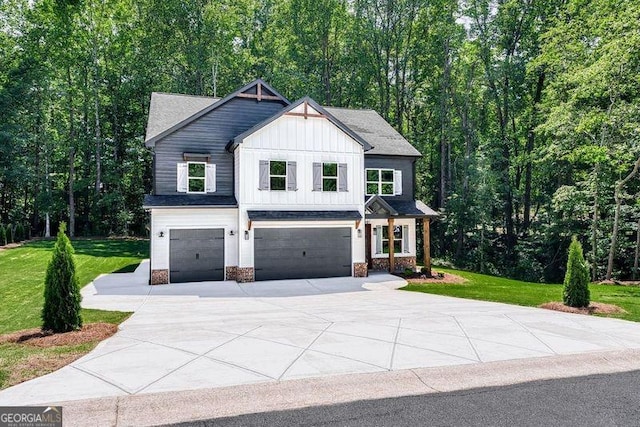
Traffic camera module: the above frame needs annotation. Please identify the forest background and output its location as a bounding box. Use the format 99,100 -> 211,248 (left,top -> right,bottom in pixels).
1,0 -> 639,282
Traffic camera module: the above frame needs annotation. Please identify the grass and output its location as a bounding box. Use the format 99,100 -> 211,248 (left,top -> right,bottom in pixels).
0,239 -> 148,334
403,267 -> 640,323
0,238 -> 148,389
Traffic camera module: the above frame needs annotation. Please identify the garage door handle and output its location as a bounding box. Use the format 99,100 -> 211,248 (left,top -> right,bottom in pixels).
196,253 -> 199,260
303,251 -> 306,257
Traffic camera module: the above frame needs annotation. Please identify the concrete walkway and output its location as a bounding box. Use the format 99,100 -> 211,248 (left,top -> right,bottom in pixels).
2,261 -> 640,406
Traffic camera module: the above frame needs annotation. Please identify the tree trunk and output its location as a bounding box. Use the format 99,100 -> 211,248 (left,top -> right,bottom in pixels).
68,147 -> 75,237
438,38 -> 451,209
634,218 -> 640,281
523,71 -> 545,233
67,66 -> 76,237
606,157 -> 640,280
591,163 -> 600,281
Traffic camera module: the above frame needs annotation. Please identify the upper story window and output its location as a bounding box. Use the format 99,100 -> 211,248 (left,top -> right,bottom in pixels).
269,161 -> 287,191
312,162 -> 348,192
188,162 -> 206,193
322,163 -> 338,192
259,160 -> 297,191
177,161 -> 215,193
366,169 -> 395,195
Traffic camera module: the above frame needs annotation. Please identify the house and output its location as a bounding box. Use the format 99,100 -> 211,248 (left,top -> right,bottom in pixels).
143,79 -> 438,284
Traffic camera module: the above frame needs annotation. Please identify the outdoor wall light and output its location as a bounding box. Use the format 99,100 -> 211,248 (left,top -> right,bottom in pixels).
244,230 -> 250,240
229,230 -> 235,236
357,229 -> 362,238
158,231 -> 165,238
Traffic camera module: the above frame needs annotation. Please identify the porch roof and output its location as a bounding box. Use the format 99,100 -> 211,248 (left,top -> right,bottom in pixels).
247,210 -> 362,221
365,196 -> 439,219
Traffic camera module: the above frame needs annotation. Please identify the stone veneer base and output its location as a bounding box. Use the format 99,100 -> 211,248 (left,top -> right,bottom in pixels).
236,267 -> 255,283
370,256 -> 416,272
226,266 -> 238,281
150,269 -> 169,285
353,262 -> 368,277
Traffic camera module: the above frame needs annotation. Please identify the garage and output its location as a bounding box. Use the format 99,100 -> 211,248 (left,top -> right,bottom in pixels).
254,227 -> 352,281
170,228 -> 225,283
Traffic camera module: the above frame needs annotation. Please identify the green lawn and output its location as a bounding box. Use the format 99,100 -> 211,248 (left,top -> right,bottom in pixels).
0,238 -> 148,388
0,239 -> 148,334
403,268 -> 640,323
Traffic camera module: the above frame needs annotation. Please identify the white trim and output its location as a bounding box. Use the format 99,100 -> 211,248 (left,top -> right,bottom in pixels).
269,160 -> 287,191
365,168 -> 395,196
186,161 -> 207,194
322,162 -> 339,192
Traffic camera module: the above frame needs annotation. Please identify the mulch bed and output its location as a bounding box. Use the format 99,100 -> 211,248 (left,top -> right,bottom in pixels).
397,270 -> 468,284
0,323 -> 117,347
539,301 -> 627,316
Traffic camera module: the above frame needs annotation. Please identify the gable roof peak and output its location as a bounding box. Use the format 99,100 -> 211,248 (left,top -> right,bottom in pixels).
145,79 -> 290,147
228,96 -> 373,151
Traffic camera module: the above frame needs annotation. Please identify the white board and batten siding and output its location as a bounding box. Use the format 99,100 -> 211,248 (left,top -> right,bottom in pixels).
235,103 -> 366,269
150,208 -> 239,271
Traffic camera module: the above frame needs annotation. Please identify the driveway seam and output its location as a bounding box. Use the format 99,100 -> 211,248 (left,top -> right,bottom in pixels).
277,323 -> 334,380
389,318 -> 402,370
70,365 -> 132,395
452,316 -> 482,362
503,314 -> 559,355
136,325 -> 271,394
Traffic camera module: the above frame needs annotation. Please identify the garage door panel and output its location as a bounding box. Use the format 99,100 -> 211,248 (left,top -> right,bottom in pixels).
254,227 -> 351,281
170,228 -> 225,283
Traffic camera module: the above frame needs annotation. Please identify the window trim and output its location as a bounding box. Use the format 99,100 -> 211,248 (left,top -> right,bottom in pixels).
366,168 -> 395,196
187,161 -> 207,194
381,225 -> 404,254
269,160 -> 287,191
322,162 -> 338,192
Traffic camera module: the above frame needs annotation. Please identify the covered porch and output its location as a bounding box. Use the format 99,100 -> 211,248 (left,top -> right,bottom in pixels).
364,196 -> 438,275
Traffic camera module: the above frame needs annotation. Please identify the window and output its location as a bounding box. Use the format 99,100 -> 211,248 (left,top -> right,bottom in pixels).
270,161 -> 286,190
188,162 -> 206,193
366,169 -> 395,195
381,225 -> 403,254
322,162 -> 338,192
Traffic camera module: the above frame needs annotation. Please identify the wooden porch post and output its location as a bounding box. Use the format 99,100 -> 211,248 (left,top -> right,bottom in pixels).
388,217 -> 395,272
423,218 -> 431,275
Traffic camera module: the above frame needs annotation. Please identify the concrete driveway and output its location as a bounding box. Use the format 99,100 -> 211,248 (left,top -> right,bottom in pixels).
2,261 -> 640,406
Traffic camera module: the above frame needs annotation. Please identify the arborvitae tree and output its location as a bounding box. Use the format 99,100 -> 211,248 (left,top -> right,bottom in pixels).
42,222 -> 82,332
7,224 -> 13,244
563,237 -> 591,308
14,223 -> 23,242
0,225 -> 6,246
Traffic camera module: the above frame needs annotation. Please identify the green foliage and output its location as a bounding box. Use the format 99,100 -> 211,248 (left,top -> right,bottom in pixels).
0,0 -> 638,282
0,226 -> 5,246
0,238 -> 147,334
41,223 -> 82,333
6,225 -> 13,244
563,237 -> 591,308
403,267 -> 640,323
13,223 -> 23,242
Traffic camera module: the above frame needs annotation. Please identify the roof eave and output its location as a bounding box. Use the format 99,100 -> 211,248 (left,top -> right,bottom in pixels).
145,79 -> 290,148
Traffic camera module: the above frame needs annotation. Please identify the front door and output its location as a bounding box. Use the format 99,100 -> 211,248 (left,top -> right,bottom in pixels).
365,223 -> 372,269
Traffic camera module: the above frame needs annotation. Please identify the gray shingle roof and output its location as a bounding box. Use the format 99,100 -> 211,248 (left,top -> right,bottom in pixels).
143,194 -> 237,208
247,210 -> 362,221
365,196 -> 439,218
385,199 -> 439,217
145,93 -> 219,144
323,107 -> 422,157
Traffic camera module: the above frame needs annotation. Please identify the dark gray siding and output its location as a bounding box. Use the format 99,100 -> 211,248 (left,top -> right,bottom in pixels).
154,97 -> 286,195
364,155 -> 415,200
